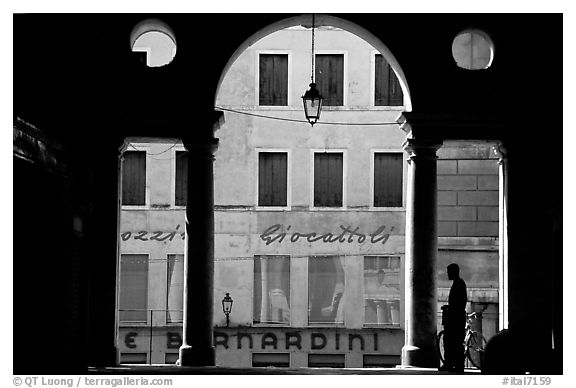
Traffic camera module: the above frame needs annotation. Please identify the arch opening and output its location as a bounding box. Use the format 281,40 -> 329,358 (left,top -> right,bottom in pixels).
215,14 -> 412,112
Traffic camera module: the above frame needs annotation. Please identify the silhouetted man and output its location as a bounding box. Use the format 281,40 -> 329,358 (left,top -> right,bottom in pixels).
439,263 -> 467,372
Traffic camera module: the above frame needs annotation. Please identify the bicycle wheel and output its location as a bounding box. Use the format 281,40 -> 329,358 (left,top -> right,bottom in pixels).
437,330 -> 445,363
465,331 -> 487,369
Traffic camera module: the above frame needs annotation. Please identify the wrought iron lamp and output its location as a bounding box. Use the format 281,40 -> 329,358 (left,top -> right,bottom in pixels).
302,14 -> 323,126
222,292 -> 233,327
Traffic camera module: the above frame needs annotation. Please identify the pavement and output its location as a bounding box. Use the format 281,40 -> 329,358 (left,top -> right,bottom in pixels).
89,365 -> 482,375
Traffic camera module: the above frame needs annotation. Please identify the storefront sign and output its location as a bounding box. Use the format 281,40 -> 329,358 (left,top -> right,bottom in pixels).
214,330 -> 383,351
260,224 -> 395,245
123,331 -> 182,349
120,225 -> 185,242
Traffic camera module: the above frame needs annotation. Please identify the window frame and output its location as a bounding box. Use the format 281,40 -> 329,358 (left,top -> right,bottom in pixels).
255,50 -> 292,108
255,148 -> 291,211
121,142 -> 150,209
132,47 -> 151,67
310,149 -> 347,211
314,50 -> 348,108
171,144 -> 187,208
369,50 -> 405,109
369,149 -> 406,211
252,254 -> 293,327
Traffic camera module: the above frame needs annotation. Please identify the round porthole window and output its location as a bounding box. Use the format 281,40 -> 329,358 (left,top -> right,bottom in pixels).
130,19 -> 177,67
452,29 -> 494,70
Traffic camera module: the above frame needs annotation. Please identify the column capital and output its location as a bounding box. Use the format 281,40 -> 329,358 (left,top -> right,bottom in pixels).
182,136 -> 220,157
402,138 -> 443,158
492,140 -> 508,165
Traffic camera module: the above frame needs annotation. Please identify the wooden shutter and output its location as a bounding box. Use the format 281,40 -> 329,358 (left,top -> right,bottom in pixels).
175,151 -> 188,206
374,153 -> 403,207
258,152 -> 287,207
375,54 -> 403,106
314,153 -> 343,207
259,54 -> 288,106
315,54 -> 344,106
122,151 -> 146,205
388,64 -> 403,106
119,254 -> 148,322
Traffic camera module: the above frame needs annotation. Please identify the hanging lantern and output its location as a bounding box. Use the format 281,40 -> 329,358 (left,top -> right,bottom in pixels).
222,292 -> 233,327
302,82 -> 323,126
302,14 -> 323,126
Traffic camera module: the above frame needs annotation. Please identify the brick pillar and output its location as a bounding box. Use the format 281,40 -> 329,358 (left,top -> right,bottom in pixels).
179,137 -> 219,366
401,138 -> 443,368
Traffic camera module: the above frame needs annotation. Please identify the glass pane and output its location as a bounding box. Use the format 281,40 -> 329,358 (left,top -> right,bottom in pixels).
364,256 -> 400,325
119,254 -> 148,322
253,256 -> 290,324
308,256 -> 345,324
308,354 -> 345,368
167,254 -> 184,323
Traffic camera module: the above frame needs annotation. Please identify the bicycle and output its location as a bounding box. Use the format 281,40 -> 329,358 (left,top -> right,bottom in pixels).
437,311 -> 487,369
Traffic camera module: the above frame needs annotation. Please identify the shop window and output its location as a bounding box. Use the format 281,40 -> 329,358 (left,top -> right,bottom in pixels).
375,54 -> 403,106
119,254 -> 149,323
364,256 -> 401,326
165,353 -> 179,364
373,152 -> 403,207
258,152 -> 288,207
363,354 -> 401,368
308,354 -> 345,368
120,353 -> 148,364
252,353 -> 290,367
314,152 -> 343,207
315,54 -> 344,106
166,254 -> 184,323
122,151 -> 146,206
309,256 -> 346,324
175,151 -> 188,206
254,255 -> 290,324
259,54 -> 288,106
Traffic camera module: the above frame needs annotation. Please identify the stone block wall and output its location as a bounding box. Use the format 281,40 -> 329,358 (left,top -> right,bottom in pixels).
437,142 -> 499,237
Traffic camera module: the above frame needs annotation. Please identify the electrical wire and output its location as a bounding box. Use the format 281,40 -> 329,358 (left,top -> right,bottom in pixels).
127,141 -> 183,160
214,106 -> 400,126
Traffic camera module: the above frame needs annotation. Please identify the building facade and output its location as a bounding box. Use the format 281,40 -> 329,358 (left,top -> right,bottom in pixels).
116,26 -> 499,368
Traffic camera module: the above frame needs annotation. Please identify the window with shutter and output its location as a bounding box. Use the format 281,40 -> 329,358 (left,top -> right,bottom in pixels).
315,54 -> 344,106
314,152 -> 343,207
122,151 -> 146,206
373,152 -> 403,207
175,151 -> 188,206
259,54 -> 288,106
258,152 -> 288,207
375,54 -> 403,106
119,254 -> 148,323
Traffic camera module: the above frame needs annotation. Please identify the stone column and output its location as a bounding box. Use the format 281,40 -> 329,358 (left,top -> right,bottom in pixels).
401,138 -> 443,368
179,137 -> 219,367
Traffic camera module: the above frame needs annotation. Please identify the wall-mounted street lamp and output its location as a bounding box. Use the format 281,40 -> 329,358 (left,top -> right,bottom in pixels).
222,292 -> 233,327
302,14 -> 323,126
